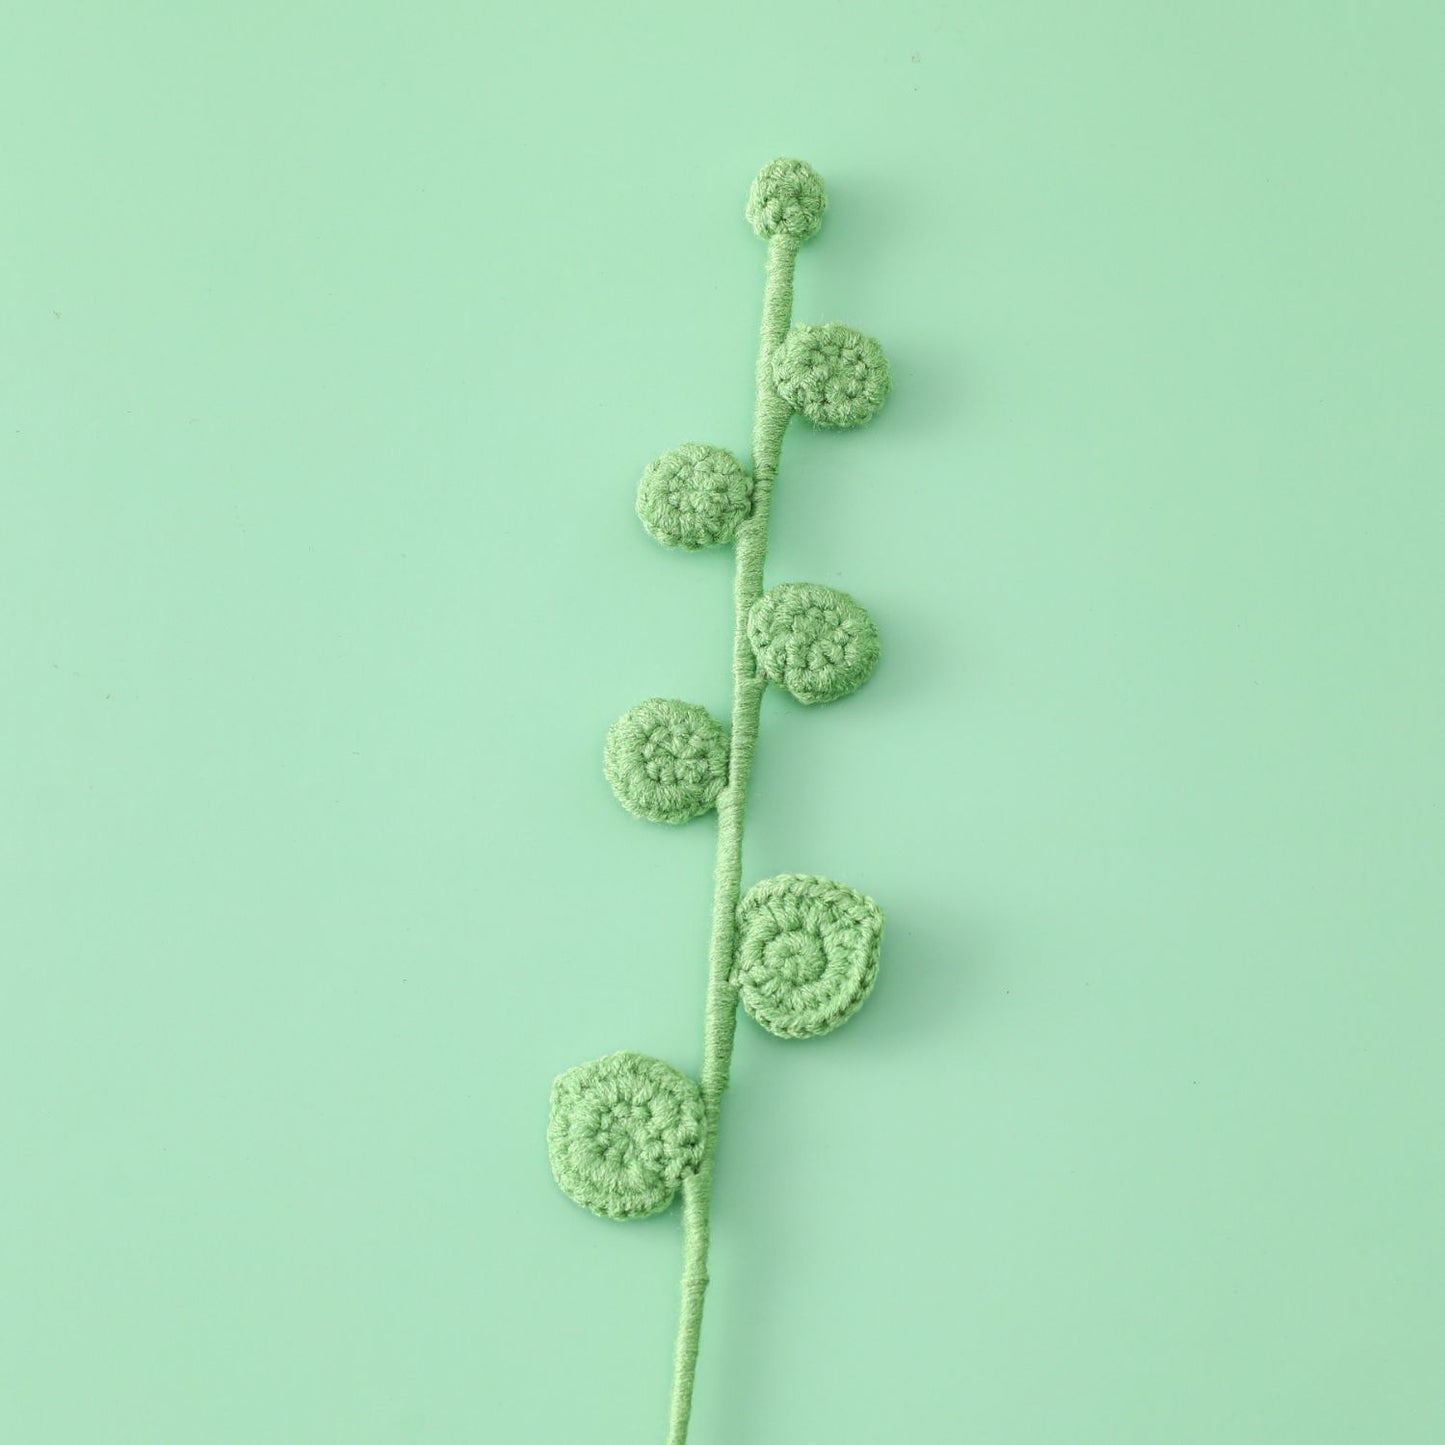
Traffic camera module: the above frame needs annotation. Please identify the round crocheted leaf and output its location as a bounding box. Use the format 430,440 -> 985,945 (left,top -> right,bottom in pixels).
747,582 -> 880,704
636,443 -> 752,551
604,698 -> 730,824
771,323 -> 890,428
733,875 -> 884,1039
745,157 -> 827,243
548,1052 -> 706,1220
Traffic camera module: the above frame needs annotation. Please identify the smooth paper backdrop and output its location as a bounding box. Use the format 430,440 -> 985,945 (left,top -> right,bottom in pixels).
4,2 -> 1443,1441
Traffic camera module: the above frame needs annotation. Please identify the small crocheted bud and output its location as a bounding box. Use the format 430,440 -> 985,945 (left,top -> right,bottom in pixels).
745,157 -> 827,242
733,875 -> 884,1039
771,323 -> 890,428
636,443 -> 752,551
548,1051 -> 706,1220
747,582 -> 880,705
604,697 -> 730,824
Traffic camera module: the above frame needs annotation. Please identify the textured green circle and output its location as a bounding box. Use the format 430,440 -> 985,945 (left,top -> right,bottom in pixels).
747,582 -> 880,704
604,697 -> 729,823
548,1051 -> 706,1220
733,875 -> 884,1039
745,157 -> 827,242
636,443 -> 752,550
771,323 -> 891,428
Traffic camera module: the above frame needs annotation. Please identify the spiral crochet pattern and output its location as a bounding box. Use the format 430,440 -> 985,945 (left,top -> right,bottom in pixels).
772,322 -> 891,429
733,875 -> 884,1039
636,443 -> 753,551
604,698 -> 729,824
744,157 -> 827,242
747,581 -> 881,704
548,1052 -> 706,1221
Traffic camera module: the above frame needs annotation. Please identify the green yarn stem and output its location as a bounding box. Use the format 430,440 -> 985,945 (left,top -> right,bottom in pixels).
666,231 -> 799,1445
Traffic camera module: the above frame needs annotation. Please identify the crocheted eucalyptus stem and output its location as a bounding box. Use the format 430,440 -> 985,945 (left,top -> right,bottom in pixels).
667,227 -> 798,1444
548,159 -> 891,1443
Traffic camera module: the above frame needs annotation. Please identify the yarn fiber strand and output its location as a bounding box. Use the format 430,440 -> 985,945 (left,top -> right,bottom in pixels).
666,231 -> 798,1445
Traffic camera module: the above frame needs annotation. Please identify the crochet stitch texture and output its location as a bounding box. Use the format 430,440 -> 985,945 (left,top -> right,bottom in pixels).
636,442 -> 754,550
747,580 -> 881,704
603,697 -> 730,825
547,158 -> 893,1444
548,1053 -> 707,1221
733,874 -> 884,1038
773,321 -> 891,428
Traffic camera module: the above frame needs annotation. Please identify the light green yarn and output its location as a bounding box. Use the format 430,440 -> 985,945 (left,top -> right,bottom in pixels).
548,1052 -> 705,1220
604,698 -> 728,824
747,581 -> 881,704
552,160 -> 895,1445
772,322 -> 891,428
733,875 -> 884,1039
637,443 -> 753,550
745,157 -> 826,242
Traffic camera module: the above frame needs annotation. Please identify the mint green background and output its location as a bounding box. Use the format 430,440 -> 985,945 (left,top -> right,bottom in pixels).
4,3 -> 1443,1442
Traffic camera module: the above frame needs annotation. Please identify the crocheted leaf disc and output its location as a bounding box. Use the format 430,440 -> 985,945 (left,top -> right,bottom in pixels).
733,875 -> 884,1039
746,582 -> 880,704
548,1051 -> 706,1220
745,157 -> 827,243
771,322 -> 890,428
604,697 -> 730,823
636,443 -> 753,551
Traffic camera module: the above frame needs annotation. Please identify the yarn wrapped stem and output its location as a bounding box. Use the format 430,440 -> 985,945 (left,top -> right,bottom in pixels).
666,231 -> 798,1445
